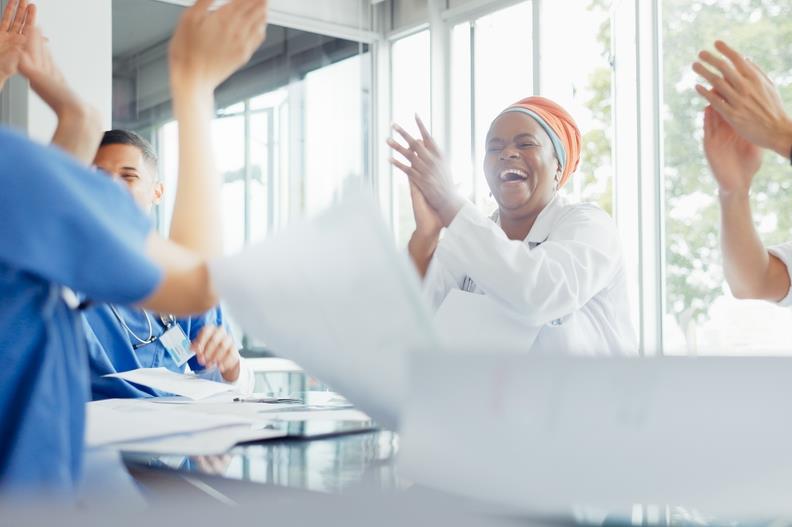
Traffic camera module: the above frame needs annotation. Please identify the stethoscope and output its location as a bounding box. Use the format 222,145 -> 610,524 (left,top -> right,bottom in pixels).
109,306 -> 177,350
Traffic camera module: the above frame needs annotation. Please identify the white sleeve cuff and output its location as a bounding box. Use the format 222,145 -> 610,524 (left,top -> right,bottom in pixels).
768,242 -> 792,307
231,357 -> 255,394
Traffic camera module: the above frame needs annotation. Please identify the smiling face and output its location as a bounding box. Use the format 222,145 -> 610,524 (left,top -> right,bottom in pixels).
483,111 -> 561,219
93,143 -> 163,213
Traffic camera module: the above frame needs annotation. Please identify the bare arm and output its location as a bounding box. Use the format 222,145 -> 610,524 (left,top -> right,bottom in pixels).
15,7 -> 103,163
388,117 -> 451,277
702,105 -> 790,301
718,192 -> 789,301
138,0 -> 270,316
139,233 -> 219,316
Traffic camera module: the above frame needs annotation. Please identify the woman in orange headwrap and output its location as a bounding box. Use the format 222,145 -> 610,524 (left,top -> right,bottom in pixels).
387,96 -> 637,355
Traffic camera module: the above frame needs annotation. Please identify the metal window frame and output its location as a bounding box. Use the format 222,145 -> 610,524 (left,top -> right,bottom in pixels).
612,0 -> 664,356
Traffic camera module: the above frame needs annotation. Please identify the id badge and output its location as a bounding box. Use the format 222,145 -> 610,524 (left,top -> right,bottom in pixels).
159,324 -> 195,366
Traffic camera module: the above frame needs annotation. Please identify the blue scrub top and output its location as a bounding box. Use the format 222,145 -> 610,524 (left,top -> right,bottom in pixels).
0,127 -> 162,493
83,305 -> 229,400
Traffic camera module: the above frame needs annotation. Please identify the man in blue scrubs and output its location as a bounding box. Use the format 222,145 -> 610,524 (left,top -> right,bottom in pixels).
0,127 -> 163,491
0,0 -> 270,493
85,130 -> 254,399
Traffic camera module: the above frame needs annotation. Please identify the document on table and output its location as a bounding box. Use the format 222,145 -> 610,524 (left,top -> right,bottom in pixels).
209,193 -> 440,431
433,289 -> 540,352
108,425 -> 287,455
105,367 -> 235,400
87,396 -> 369,454
85,398 -> 255,447
257,408 -> 370,422
400,353 -> 792,518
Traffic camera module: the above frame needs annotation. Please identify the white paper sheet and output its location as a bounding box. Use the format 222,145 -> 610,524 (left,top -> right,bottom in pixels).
105,367 -> 234,400
85,399 -> 255,447
209,193 -> 439,430
109,425 -> 287,455
433,289 -> 540,352
400,353 -> 792,517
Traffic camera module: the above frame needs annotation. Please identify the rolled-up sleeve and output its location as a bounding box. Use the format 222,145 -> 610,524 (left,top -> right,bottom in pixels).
434,202 -> 621,326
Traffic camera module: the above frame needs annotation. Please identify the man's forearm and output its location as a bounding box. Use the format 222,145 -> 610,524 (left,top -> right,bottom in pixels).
168,80 -> 223,259
141,234 -> 219,316
719,192 -> 778,299
50,100 -> 102,164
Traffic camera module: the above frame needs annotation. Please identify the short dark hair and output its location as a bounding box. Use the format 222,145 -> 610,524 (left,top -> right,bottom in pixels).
100,129 -> 159,171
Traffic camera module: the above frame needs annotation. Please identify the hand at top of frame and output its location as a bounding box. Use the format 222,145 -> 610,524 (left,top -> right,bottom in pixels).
18,25 -> 84,117
693,40 -> 792,159
169,0 -> 269,94
15,6 -> 102,163
0,0 -> 35,89
703,105 -> 762,196
388,115 -> 465,228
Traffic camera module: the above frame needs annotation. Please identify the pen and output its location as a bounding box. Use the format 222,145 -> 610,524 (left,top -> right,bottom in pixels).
232,397 -> 304,404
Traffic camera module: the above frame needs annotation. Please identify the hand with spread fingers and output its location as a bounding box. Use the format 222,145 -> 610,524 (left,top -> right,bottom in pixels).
19,26 -> 71,114
387,115 -> 464,228
703,105 -> 762,196
191,324 -> 241,383
169,0 -> 269,93
0,0 -> 35,90
693,40 -> 792,159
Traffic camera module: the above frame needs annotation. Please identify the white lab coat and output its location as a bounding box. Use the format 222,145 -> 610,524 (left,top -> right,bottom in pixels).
423,195 -> 638,355
769,241 -> 792,307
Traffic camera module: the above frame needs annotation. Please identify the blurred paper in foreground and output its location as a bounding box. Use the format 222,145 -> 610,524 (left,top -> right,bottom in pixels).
401,353 -> 792,518
209,194 -> 438,431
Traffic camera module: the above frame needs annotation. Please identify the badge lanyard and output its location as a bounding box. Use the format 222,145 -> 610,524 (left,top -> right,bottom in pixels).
111,307 -> 194,365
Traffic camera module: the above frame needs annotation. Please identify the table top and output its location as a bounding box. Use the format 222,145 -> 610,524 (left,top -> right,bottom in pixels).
124,429 -> 403,496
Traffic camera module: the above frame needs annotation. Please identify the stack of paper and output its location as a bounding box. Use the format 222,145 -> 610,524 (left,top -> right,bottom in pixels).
400,353 -> 792,518
105,368 -> 235,400
85,399 -> 256,448
107,425 -> 287,455
86,395 -> 371,455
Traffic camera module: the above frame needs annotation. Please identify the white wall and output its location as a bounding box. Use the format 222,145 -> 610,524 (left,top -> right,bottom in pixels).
26,0 -> 112,143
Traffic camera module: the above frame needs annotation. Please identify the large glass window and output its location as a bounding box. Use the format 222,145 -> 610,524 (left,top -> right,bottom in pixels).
144,30 -> 369,355
304,55 -> 366,216
391,30 -> 431,246
213,106 -> 247,255
450,2 -> 534,215
661,0 -> 792,354
542,0 -> 613,214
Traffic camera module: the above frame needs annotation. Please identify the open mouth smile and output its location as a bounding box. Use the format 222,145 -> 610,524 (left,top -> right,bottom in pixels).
498,168 -> 529,182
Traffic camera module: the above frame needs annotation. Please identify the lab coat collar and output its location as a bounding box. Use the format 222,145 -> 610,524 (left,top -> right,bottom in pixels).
491,194 -> 565,245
